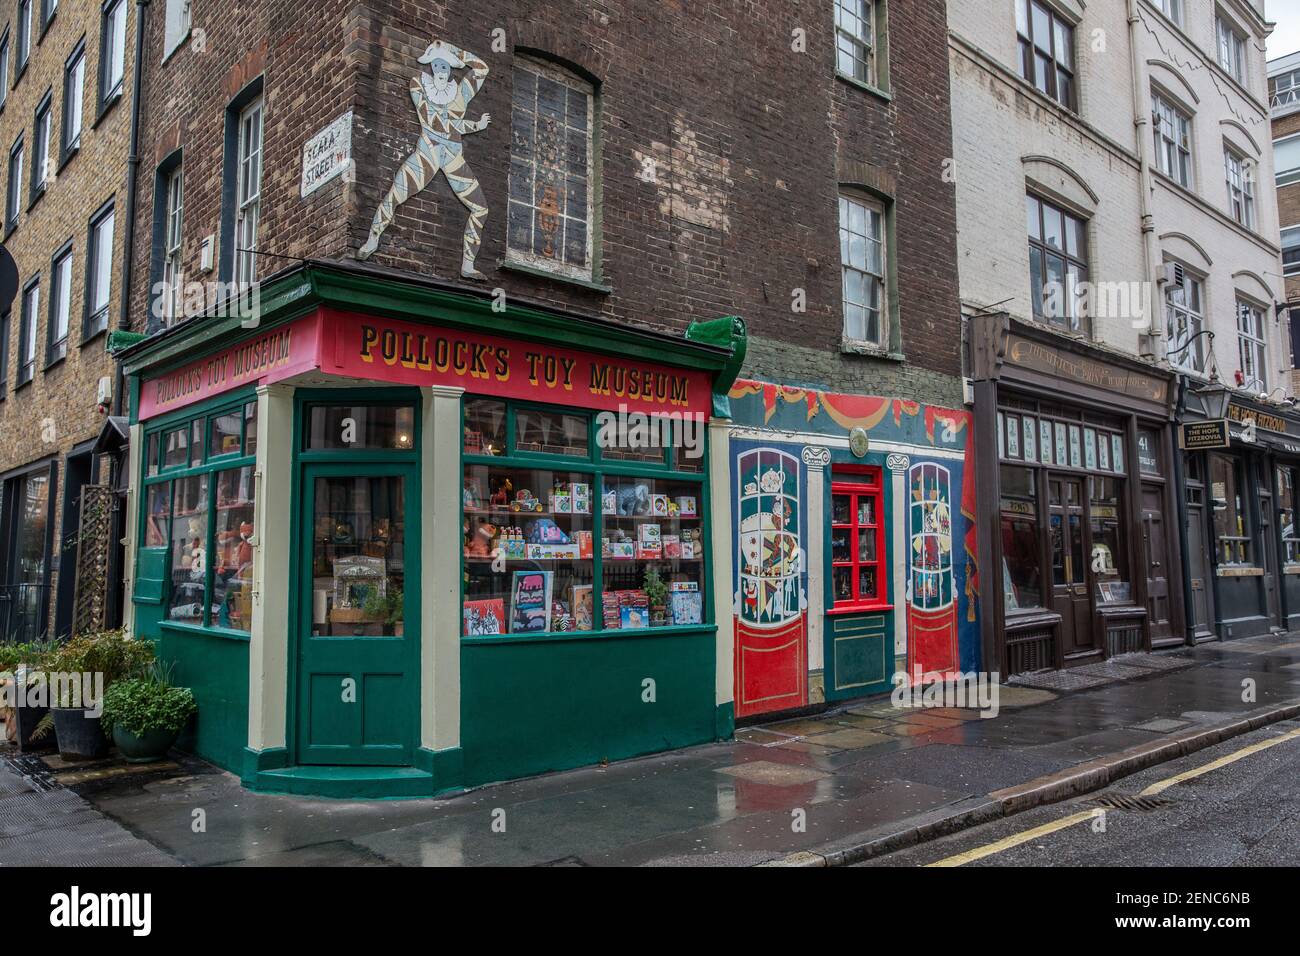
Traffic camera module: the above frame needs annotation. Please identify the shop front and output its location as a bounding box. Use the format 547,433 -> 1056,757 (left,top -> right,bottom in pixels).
1179,387 -> 1300,641
969,314 -> 1182,675
119,261 -> 745,797
724,379 -> 980,719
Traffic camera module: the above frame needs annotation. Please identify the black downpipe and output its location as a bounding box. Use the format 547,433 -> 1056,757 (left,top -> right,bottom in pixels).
1172,373 -> 1196,644
105,0 -> 150,629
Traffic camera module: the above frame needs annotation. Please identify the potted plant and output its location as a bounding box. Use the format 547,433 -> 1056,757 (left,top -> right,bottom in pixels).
39,630 -> 155,760
101,666 -> 196,763
0,640 -> 56,752
643,568 -> 668,627
363,588 -> 404,636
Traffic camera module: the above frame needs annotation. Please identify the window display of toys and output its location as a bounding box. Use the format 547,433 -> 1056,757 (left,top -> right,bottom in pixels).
676,496 -> 698,517
602,489 -> 618,515
602,528 -> 636,559
465,521 -> 498,558
489,477 -> 513,509
525,518 -> 570,544
616,483 -> 650,515
663,534 -> 682,559
571,482 -> 591,514
463,478 -> 483,510
636,523 -> 662,559
500,526 -> 526,559
681,527 -> 702,559
549,481 -> 572,514
650,494 -> 670,517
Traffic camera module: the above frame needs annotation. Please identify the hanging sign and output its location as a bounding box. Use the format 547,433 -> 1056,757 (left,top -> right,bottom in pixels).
1179,420 -> 1230,450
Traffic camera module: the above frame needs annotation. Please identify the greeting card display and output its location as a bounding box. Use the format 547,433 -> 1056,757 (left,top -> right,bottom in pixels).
510,570 -> 554,633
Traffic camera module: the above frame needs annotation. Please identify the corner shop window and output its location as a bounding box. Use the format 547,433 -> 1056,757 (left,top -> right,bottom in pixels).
463,399 -> 704,636
307,404 -> 415,450
831,473 -> 885,609
140,398 -> 258,632
1211,453 -> 1252,566
1279,466 -> 1300,566
1000,464 -> 1041,610
1089,475 -> 1130,603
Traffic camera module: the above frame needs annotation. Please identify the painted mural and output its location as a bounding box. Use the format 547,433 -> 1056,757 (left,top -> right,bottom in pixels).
732,442 -> 809,718
728,380 -> 980,694
358,40 -> 491,278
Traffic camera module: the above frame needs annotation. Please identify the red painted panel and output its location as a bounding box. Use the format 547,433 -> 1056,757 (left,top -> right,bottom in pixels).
909,604 -> 958,676
734,615 -> 807,718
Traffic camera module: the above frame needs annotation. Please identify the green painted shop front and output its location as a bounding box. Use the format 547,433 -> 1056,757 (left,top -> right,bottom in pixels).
118,262 -> 745,798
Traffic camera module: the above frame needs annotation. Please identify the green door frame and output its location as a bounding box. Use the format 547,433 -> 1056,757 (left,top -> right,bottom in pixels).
288,389 -> 424,767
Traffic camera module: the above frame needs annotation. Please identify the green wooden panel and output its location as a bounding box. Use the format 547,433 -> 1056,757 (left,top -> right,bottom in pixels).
461,629 -> 716,787
133,548 -> 168,605
150,623 -> 250,772
825,612 -> 893,700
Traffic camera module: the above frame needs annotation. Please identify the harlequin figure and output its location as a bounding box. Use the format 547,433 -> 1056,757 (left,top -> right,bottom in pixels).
357,40 -> 491,279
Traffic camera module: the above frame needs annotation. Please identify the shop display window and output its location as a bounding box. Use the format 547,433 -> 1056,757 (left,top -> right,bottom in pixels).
1211,453 -> 1252,566
1089,475 -> 1130,603
462,399 -> 705,636
140,396 -> 259,633
1279,466 -> 1300,566
1000,465 -> 1042,610
306,404 -> 415,450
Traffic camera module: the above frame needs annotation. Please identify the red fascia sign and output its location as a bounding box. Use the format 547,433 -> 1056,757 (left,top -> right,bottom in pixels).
139,307 -> 713,421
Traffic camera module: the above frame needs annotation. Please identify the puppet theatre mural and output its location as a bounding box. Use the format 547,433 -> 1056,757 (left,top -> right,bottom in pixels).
727,379 -> 980,719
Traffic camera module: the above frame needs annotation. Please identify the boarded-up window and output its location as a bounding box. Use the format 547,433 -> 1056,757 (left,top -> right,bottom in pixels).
507,58 -> 594,280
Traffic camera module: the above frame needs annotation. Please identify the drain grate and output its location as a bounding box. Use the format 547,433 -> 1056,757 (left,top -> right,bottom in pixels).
1087,792 -> 1173,813
1,753 -> 61,792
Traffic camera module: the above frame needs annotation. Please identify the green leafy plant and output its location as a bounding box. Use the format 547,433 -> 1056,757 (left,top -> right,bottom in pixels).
362,588 -> 403,625
643,567 -> 668,609
43,629 -> 155,708
101,669 -> 197,737
0,639 -> 58,676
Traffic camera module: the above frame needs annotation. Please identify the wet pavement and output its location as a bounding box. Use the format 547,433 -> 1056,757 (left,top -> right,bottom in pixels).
3,633 -> 1299,866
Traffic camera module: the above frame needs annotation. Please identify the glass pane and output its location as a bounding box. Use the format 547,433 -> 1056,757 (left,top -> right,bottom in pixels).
310,475 -> 406,637
514,408 -> 588,457
832,493 -> 850,525
858,529 -> 875,562
832,528 -> 850,563
213,466 -> 256,631
834,565 -> 852,603
858,496 -> 875,525
307,405 -> 416,450
210,411 -> 243,458
858,566 -> 877,600
464,398 -> 506,456
145,483 -> 170,547
167,474 -> 209,624
164,427 -> 188,469
146,432 -> 160,477
244,401 -> 259,458
11,471 -> 50,640
191,420 -> 204,464
599,413 -> 669,465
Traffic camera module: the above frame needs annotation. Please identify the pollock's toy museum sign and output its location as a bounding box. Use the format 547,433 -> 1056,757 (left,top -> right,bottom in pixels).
138,309 -> 712,420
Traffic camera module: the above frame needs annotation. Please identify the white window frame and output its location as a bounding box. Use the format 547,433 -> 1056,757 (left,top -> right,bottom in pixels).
1165,270 -> 1205,374
1282,224 -> 1300,277
162,166 -> 184,325
86,203 -> 114,339
505,57 -> 595,282
1216,15 -> 1246,84
19,279 -> 38,385
48,246 -> 72,363
6,137 -> 23,229
1152,90 -> 1193,188
1236,298 -> 1267,390
32,95 -> 51,195
100,0 -> 127,106
16,0 -> 31,73
839,192 -> 888,349
163,0 -> 192,62
1223,146 -> 1255,229
1274,68 -> 1300,109
835,0 -> 878,88
0,31 -> 10,110
234,97 -> 263,287
1154,0 -> 1182,25
63,44 -> 85,159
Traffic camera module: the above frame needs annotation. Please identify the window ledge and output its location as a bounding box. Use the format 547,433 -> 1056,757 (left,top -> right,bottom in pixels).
57,143 -> 79,174
26,184 -> 46,213
840,338 -> 904,362
835,71 -> 892,103
4,219 -> 17,240
463,622 -> 716,646
93,88 -> 123,129
43,352 -> 66,373
80,326 -> 107,349
160,620 -> 252,643
13,378 -> 32,393
162,30 -> 192,66
1216,566 -> 1263,577
499,258 -> 611,294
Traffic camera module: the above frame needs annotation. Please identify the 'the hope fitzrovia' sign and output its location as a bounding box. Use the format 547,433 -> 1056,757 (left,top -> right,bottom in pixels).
301,112 -> 353,198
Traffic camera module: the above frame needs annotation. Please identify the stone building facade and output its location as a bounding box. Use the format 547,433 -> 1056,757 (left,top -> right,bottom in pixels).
0,0 -> 137,639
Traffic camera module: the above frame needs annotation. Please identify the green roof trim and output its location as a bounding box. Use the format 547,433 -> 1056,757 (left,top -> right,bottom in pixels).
686,315 -> 747,418
107,330 -> 147,353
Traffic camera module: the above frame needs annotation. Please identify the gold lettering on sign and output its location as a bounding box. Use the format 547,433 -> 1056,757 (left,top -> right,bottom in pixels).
1226,404 -> 1288,434
1006,337 -> 1167,403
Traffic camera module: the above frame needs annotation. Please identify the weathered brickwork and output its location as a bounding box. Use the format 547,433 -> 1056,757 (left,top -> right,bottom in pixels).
0,0 -> 136,634
129,0 -> 962,404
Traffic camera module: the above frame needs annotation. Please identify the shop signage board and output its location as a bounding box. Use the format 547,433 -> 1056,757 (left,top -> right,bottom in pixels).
320,309 -> 714,418
1180,420 -> 1230,450
300,112 -> 353,198
1005,334 -> 1169,403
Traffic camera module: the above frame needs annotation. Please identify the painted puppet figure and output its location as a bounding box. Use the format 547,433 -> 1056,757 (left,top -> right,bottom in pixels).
358,40 -> 491,279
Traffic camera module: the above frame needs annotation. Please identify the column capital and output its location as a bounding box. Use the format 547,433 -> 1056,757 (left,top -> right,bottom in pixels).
886,452 -> 910,474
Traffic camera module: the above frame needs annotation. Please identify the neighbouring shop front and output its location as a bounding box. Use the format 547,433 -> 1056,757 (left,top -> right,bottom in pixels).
969,313 -> 1182,676
119,261 -> 745,798
1178,385 -> 1300,641
723,379 -> 980,719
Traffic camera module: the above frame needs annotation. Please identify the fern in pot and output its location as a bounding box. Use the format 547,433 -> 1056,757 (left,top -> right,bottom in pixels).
101,665 -> 197,763
39,629 -> 155,760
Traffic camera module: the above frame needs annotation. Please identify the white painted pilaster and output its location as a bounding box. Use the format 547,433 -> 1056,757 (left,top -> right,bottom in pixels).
123,424 -> 143,637
802,446 -> 830,673
423,385 -> 464,752
248,384 -> 293,752
708,419 -> 734,710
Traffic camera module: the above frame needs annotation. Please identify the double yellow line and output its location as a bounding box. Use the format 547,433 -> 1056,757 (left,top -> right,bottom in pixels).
926,725 -> 1300,867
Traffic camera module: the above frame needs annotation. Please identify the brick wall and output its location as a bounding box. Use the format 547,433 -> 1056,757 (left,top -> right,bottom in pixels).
0,0 -> 136,634
130,0 -> 963,402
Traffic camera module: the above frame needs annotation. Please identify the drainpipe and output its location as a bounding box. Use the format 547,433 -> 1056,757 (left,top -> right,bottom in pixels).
1172,373 -> 1196,643
1126,0 -> 1160,341
105,0 -> 150,629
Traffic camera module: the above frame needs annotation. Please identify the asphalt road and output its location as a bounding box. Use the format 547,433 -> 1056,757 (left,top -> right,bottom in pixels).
864,718 -> 1300,867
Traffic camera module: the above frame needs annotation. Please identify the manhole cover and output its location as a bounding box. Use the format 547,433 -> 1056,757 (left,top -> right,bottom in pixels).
1087,792 -> 1173,813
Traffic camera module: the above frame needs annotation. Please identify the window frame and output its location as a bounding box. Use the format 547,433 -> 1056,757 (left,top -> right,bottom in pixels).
1154,0 -> 1182,26
1281,224 -> 1300,277
1152,89 -> 1193,189
139,392 -> 260,635
1210,452 -> 1253,567
15,0 -> 31,81
1236,298 -> 1267,390
830,470 -> 888,613
0,307 -> 9,396
834,0 -> 884,91
1016,0 -> 1076,112
839,190 -> 889,350
1026,192 -> 1089,334
97,0 -> 127,116
16,273 -> 38,388
1216,13 -> 1246,84
38,0 -> 56,35
161,164 -> 183,326
5,133 -> 23,234
60,38 -> 86,166
1165,268 -> 1206,374
0,29 -> 11,112
29,88 -> 51,205
83,197 -> 114,342
1223,144 -> 1255,230
504,55 -> 598,283
1273,67 -> 1300,109
45,238 -> 72,367
233,96 -> 263,287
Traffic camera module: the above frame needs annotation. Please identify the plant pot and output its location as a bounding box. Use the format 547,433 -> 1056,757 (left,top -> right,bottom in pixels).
111,725 -> 180,763
13,698 -> 51,752
51,707 -> 109,760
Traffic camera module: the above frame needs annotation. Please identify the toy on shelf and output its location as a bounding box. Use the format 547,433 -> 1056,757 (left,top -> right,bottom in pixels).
616,483 -> 650,515
463,478 -> 483,510
489,477 -> 513,509
526,518 -> 570,545
511,489 -> 544,513
465,521 -> 498,558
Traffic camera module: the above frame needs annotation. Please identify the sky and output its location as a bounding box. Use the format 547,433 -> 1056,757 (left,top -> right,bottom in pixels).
1268,4 -> 1300,61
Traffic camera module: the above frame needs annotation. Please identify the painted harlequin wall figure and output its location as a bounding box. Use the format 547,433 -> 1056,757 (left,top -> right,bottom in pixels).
358,40 -> 491,279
